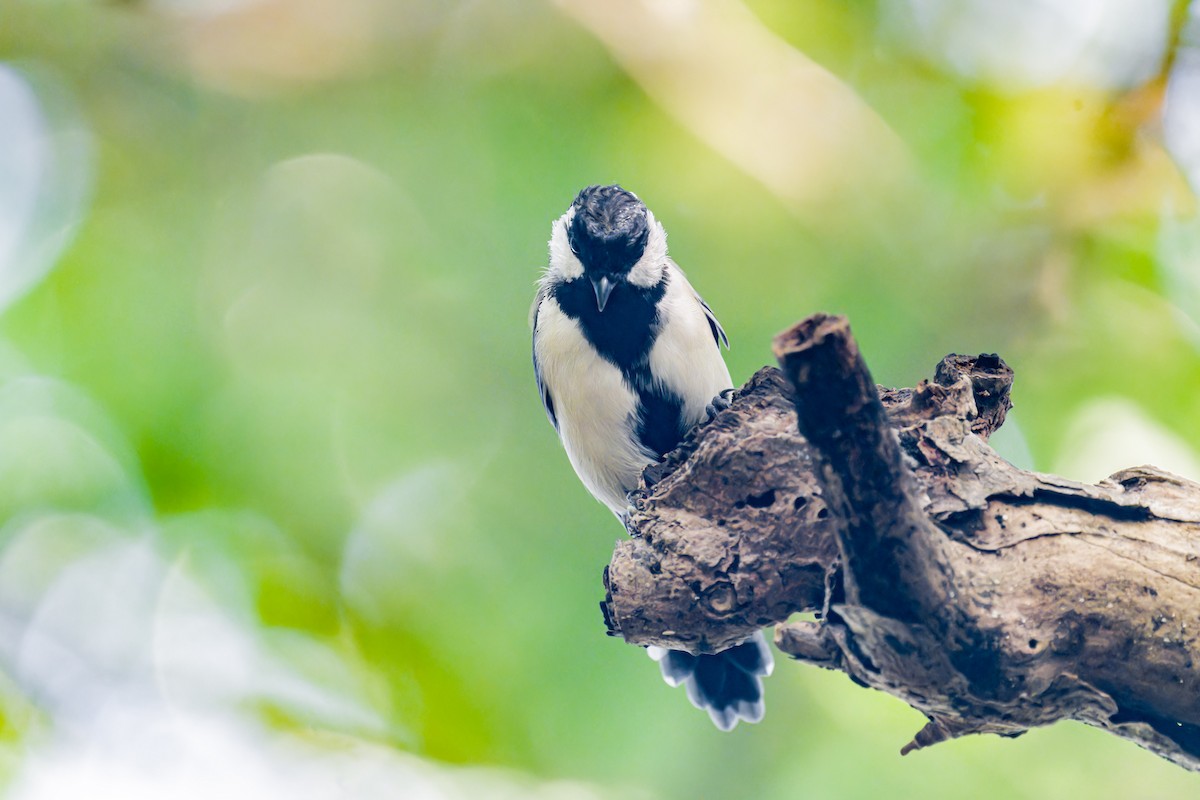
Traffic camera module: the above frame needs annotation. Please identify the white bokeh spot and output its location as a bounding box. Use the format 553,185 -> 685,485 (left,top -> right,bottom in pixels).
0,64 -> 91,314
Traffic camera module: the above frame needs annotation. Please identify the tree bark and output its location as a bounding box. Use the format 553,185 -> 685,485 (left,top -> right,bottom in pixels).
601,313 -> 1200,771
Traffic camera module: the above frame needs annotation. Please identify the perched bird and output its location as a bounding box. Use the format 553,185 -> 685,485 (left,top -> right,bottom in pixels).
531,184 -> 773,731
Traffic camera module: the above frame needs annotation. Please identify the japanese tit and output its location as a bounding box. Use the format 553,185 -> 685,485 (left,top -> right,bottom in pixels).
531,184 -> 773,731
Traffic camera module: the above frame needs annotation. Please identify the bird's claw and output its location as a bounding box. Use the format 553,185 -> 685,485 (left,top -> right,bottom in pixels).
622,490 -> 641,535
704,388 -> 736,422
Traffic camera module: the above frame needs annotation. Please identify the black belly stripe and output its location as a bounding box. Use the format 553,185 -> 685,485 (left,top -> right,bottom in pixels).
550,274 -> 685,457
630,374 -> 685,458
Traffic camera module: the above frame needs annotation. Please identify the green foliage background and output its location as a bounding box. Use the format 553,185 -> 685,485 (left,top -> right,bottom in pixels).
1,1 -> 1199,797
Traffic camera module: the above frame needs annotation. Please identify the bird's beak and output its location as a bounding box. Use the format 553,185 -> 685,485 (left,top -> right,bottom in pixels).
591,276 -> 615,312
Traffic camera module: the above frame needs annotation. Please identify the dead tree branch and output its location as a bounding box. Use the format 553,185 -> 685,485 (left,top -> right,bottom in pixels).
601,313 -> 1200,771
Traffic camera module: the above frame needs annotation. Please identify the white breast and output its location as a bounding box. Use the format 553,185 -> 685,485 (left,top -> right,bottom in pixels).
648,266 -> 733,427
534,297 -> 658,515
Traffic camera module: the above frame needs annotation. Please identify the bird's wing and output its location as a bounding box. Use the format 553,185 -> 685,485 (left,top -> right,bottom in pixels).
530,286 -> 559,431
669,259 -> 729,350
696,292 -> 730,349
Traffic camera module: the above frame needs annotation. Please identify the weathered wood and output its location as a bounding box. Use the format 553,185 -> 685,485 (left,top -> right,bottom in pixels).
600,313 -> 1200,771
602,367 -> 837,654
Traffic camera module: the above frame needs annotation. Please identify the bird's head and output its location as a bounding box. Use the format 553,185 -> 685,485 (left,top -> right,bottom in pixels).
547,185 -> 668,312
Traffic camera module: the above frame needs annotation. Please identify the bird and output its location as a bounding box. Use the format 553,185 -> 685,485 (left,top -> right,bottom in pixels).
530,184 -> 773,731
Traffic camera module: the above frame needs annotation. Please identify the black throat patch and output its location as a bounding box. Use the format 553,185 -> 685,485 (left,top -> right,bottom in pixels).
551,275 -> 664,371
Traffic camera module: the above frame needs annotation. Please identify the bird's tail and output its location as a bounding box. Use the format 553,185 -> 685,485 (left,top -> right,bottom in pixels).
647,630 -> 774,731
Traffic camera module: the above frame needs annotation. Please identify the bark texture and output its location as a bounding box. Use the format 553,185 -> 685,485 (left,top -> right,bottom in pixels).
601,313 -> 1200,771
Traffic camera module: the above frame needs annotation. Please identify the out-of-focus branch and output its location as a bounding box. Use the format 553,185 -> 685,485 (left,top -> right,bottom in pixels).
552,0 -> 913,217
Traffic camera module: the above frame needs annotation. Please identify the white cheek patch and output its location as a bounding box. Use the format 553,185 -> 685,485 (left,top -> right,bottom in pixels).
547,210 -> 584,280
626,211 -> 667,288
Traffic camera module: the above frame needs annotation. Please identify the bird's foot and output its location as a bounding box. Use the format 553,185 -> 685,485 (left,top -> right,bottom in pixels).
705,388 -> 736,422
623,490 -> 642,536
